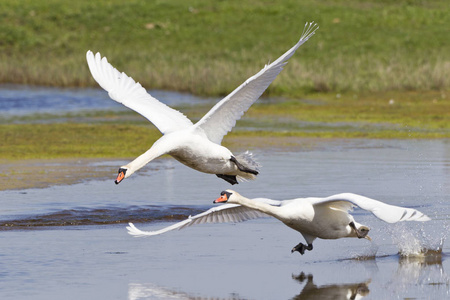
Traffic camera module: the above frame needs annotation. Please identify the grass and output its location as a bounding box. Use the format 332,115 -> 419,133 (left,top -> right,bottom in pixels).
0,0 -> 449,96
1,91 -> 448,160
0,123 -> 160,160
1,1 -> 449,160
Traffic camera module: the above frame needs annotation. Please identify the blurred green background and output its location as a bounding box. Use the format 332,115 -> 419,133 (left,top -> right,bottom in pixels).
1,0 -> 448,96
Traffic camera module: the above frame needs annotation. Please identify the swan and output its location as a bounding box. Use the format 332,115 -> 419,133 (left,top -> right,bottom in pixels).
127,190 -> 430,255
86,22 -> 318,185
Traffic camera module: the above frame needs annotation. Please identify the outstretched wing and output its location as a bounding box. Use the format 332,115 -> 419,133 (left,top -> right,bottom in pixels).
86,51 -> 193,134
312,193 -> 431,223
194,22 -> 319,144
127,198 -> 280,237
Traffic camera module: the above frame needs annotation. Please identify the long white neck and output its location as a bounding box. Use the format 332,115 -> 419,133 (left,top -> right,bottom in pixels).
233,195 -> 279,218
125,143 -> 166,176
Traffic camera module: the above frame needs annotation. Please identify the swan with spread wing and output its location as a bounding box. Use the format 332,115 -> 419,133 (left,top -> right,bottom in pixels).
86,22 -> 318,185
127,190 -> 430,255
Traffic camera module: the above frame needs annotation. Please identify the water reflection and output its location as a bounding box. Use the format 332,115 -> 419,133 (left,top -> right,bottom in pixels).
128,283 -> 245,300
291,272 -> 370,300
127,252 -> 448,300
393,252 -> 449,294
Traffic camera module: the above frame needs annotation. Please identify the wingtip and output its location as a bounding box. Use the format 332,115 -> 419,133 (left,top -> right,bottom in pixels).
299,21 -> 319,42
126,222 -> 143,236
86,50 -> 94,61
421,215 -> 432,222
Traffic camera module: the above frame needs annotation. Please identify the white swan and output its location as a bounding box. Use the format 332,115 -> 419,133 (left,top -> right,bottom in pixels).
86,22 -> 318,185
127,190 -> 430,255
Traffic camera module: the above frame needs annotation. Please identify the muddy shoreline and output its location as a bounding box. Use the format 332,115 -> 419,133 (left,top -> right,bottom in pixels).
1,158 -> 120,191
1,137 -> 332,191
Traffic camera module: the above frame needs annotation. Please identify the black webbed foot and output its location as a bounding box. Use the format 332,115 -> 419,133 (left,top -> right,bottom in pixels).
230,156 -> 259,175
291,242 -> 313,255
216,174 -> 238,185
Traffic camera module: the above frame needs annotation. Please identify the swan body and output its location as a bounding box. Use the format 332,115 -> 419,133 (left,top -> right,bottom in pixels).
127,190 -> 430,255
86,22 -> 319,185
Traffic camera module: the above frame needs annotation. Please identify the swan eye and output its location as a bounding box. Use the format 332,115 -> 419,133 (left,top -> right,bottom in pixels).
222,191 -> 232,200
218,191 -> 233,202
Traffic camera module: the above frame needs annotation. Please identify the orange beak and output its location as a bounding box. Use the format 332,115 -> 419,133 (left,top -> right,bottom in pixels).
115,171 -> 126,184
214,194 -> 228,203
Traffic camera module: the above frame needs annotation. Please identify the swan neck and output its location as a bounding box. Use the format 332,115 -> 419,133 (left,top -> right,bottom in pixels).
127,145 -> 164,174
235,196 -> 278,217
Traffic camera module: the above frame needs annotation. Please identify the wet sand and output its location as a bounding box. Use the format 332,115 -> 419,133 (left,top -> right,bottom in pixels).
0,158 -> 119,191
1,137 -> 390,191
0,137 -> 307,191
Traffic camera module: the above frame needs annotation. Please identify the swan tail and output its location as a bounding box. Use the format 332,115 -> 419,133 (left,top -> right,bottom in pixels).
235,151 -> 261,182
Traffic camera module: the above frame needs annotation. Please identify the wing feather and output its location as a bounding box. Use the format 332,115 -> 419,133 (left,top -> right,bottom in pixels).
312,193 -> 431,223
86,51 -> 193,134
194,22 -> 319,144
126,203 -> 269,237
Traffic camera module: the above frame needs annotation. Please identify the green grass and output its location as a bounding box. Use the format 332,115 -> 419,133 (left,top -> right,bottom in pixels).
1,91 -> 448,160
1,1 -> 449,160
0,0 -> 449,95
0,123 -> 161,160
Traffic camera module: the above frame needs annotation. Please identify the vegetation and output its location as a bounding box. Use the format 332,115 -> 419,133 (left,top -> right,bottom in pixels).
0,1 -> 448,161
0,0 -> 448,96
1,91 -> 448,160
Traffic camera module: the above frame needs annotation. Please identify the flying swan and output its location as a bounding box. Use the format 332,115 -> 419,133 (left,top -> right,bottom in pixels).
127,190 -> 430,255
86,22 -> 318,185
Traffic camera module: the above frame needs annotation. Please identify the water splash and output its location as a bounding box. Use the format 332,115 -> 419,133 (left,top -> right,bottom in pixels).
389,222 -> 446,257
349,241 -> 380,261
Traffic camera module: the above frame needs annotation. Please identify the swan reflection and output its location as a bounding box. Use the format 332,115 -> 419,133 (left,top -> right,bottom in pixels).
127,251 -> 448,300
292,272 -> 370,300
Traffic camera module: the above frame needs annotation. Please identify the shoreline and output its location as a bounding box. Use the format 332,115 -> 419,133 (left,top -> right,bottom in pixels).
4,136 -> 449,191
0,136 -> 315,191
0,158 -> 120,191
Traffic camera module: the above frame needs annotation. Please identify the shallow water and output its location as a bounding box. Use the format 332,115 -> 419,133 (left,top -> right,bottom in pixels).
1,139 -> 449,299
0,85 -> 215,116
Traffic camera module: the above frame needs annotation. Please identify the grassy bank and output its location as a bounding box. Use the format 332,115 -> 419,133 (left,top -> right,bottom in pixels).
1,91 -> 448,160
0,0 -> 449,96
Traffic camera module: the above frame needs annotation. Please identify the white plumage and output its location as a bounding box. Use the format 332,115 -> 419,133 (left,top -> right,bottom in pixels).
127,190 -> 430,255
86,22 -> 319,185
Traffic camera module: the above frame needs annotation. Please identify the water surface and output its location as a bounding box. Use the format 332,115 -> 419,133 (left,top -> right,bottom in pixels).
0,85 -> 216,116
1,139 -> 449,299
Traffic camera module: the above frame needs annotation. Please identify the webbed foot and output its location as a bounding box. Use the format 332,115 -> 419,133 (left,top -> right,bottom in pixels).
291,242 -> 313,255
216,174 -> 238,185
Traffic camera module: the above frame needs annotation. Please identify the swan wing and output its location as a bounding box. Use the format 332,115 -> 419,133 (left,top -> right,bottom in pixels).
193,22 -> 318,144
312,193 -> 431,223
126,201 -> 275,237
86,51 -> 193,134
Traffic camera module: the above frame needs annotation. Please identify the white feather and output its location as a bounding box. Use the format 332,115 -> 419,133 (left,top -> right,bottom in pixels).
86,22 -> 318,183
314,193 -> 431,223
194,22 -> 319,144
86,51 -> 193,134
126,200 -> 275,237
126,191 -> 430,254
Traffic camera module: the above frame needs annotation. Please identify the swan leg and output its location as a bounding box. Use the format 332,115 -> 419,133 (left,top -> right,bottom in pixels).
216,174 -> 238,185
291,242 -> 313,255
230,156 -> 259,175
349,221 -> 370,239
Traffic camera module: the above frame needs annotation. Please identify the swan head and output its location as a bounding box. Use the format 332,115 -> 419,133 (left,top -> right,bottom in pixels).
357,225 -> 372,241
115,167 -> 129,184
214,190 -> 239,204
